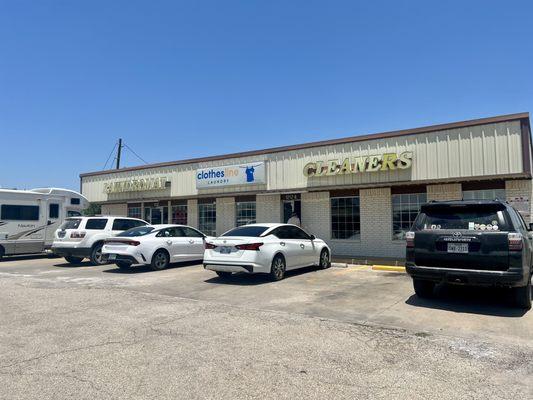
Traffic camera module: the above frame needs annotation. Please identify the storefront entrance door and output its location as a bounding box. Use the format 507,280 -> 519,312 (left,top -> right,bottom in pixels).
282,196 -> 301,225
149,207 -> 164,225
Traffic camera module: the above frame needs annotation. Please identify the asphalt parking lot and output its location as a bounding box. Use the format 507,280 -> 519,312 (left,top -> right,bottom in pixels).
1,256 -> 532,399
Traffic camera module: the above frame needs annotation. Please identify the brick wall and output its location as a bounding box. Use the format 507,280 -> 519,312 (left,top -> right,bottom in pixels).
216,197 -> 235,235
101,203 -> 127,216
301,191 -> 330,240
506,180 -> 533,222
257,194 -> 281,223
426,183 -> 462,201
187,199 -> 198,228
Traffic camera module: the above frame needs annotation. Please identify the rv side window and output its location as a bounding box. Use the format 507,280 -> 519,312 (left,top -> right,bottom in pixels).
70,198 -> 81,205
84,219 -> 108,230
49,204 -> 59,219
1,205 -> 40,221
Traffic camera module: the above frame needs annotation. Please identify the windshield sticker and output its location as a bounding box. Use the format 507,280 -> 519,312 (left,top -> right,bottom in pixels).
492,224 -> 499,231
479,224 -> 486,230
468,222 -> 475,230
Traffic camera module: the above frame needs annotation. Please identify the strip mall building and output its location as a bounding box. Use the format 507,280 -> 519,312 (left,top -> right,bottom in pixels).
80,113 -> 532,259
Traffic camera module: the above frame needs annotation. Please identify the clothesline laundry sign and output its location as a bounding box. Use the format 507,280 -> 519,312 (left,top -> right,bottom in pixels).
196,162 -> 266,188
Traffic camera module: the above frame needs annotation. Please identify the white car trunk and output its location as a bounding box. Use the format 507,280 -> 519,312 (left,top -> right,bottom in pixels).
209,236 -> 262,258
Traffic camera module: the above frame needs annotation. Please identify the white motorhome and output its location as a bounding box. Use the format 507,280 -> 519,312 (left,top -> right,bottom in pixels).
0,188 -> 88,259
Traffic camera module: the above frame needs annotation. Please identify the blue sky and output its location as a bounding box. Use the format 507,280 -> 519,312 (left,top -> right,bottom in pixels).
1,0 -> 532,190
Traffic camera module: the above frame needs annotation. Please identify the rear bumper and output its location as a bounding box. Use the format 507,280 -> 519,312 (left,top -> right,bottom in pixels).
406,264 -> 528,287
204,263 -> 256,273
51,246 -> 92,258
104,254 -> 141,265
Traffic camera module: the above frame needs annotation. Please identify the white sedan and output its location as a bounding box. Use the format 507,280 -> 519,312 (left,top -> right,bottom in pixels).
102,224 -> 208,270
203,223 -> 331,280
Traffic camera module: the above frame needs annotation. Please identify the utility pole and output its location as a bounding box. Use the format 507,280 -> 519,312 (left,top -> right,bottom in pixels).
116,138 -> 122,169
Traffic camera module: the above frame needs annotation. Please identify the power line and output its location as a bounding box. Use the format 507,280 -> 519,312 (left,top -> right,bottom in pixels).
103,141 -> 118,170
123,143 -> 149,165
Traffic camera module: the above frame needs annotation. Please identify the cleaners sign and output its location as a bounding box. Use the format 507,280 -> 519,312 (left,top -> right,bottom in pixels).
196,162 -> 266,189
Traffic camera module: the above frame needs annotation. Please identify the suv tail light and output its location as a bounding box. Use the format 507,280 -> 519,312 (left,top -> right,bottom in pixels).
70,231 -> 86,239
205,242 -> 217,250
235,242 -> 263,251
508,233 -> 523,251
405,231 -> 415,248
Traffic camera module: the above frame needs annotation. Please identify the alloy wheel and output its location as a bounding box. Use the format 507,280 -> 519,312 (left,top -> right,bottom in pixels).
320,250 -> 329,268
155,253 -> 167,269
273,257 -> 285,279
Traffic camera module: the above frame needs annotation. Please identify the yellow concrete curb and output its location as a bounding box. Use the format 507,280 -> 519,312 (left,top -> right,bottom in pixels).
371,265 -> 406,273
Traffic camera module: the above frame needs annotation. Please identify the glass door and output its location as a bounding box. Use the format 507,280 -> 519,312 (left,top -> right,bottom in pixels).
282,199 -> 301,225
150,207 -> 163,225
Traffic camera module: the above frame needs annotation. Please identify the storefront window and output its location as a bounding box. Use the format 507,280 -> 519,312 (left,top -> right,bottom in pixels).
127,203 -> 142,219
331,197 -> 360,240
392,193 -> 427,240
236,201 -> 256,226
198,202 -> 216,236
171,204 -> 188,225
463,189 -> 506,201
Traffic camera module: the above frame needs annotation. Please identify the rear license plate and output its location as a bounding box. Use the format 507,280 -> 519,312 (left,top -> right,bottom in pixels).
447,243 -> 468,253
220,247 -> 231,254
108,254 -> 116,260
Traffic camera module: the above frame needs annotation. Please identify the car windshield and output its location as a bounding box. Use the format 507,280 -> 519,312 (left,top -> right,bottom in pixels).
59,218 -> 81,230
222,226 -> 269,237
116,226 -> 155,237
414,205 -> 511,231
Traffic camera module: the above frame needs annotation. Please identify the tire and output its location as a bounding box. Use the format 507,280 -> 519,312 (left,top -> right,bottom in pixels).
216,271 -> 232,279
65,256 -> 84,264
413,279 -> 435,298
513,277 -> 532,310
115,261 -> 131,270
150,250 -> 170,271
318,248 -> 331,269
89,243 -> 107,266
269,254 -> 286,281
0,245 -> 4,261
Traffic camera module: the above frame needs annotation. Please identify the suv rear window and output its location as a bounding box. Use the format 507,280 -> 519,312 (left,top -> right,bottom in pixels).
60,218 -> 81,230
414,204 -> 511,231
112,219 -> 145,231
84,218 -> 108,230
222,226 -> 269,237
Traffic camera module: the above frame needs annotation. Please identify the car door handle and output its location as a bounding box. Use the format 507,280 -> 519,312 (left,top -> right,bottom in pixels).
280,242 -> 285,246
300,244 -> 305,248
188,240 -> 194,244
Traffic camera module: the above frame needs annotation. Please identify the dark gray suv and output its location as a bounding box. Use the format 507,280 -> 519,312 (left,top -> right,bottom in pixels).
406,200 -> 532,310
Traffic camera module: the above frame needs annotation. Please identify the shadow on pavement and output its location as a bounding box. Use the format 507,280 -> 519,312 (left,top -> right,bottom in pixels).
54,261 -> 95,268
1,254 -> 57,262
204,265 -> 320,286
405,283 -> 529,317
102,260 -> 201,274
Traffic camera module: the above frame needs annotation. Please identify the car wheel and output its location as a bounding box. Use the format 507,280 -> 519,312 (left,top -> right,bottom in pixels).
216,271 -> 232,279
150,250 -> 169,271
65,256 -> 84,264
89,243 -> 107,266
513,277 -> 532,310
413,279 -> 435,298
115,261 -> 131,270
319,248 -> 331,269
270,254 -> 286,281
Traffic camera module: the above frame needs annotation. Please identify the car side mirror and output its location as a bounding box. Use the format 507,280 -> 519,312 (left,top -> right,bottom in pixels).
310,234 -> 316,240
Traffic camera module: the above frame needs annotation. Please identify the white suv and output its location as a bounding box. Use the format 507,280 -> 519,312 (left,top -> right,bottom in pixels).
52,216 -> 148,265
